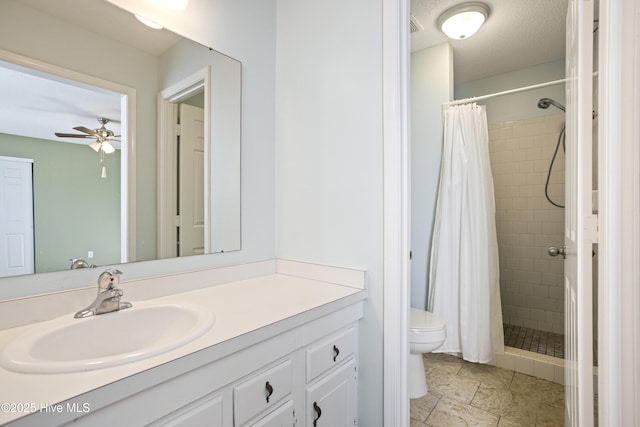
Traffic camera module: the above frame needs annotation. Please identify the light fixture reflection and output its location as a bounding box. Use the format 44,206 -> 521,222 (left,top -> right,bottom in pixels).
156,0 -> 189,10
135,14 -> 163,30
437,2 -> 489,40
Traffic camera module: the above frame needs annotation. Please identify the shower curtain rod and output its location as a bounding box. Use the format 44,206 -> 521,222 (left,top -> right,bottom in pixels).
445,78 -> 567,107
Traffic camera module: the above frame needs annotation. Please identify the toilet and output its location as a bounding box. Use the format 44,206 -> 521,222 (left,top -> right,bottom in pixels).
409,307 -> 446,399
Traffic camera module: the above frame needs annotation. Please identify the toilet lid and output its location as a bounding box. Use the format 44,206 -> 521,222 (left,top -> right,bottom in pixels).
409,308 -> 445,332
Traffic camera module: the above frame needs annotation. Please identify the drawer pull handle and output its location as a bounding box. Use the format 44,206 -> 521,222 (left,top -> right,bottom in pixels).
265,381 -> 274,403
313,401 -> 322,426
333,345 -> 340,362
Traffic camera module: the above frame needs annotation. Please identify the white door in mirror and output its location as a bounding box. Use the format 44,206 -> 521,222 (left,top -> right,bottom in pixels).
0,157 -> 34,278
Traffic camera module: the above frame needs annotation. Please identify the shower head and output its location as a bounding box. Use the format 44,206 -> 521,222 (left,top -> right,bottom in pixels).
537,97 -> 566,112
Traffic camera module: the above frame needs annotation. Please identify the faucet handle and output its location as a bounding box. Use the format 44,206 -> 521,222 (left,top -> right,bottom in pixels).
97,268 -> 123,291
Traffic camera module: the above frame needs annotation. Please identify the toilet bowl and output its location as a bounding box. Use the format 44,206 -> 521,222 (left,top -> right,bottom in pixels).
409,307 -> 446,399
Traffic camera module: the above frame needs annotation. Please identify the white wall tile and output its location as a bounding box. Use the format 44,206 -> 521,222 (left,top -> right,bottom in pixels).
490,115 -> 565,334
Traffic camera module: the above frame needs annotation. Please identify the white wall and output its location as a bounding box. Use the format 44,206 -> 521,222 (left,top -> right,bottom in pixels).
455,60 -> 566,125
410,44 -> 453,310
275,0 -> 384,425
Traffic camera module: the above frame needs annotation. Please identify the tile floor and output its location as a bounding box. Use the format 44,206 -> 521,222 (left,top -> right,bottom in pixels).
410,353 -> 565,427
503,324 -> 598,366
503,324 -> 565,359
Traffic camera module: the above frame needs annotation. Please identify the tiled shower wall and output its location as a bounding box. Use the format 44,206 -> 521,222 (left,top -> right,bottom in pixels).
488,114 -> 565,334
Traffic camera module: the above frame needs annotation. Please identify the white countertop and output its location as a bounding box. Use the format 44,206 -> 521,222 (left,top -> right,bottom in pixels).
0,273 -> 365,425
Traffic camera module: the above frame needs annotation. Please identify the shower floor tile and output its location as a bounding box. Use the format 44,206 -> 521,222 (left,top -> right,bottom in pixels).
503,324 -> 565,359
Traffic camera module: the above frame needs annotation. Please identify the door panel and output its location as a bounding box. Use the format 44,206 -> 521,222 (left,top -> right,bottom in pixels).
178,104 -> 205,257
564,0 -> 595,424
0,157 -> 34,277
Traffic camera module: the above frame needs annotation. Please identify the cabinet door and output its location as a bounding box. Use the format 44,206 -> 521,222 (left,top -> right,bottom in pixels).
149,392 -> 224,426
306,359 -> 356,427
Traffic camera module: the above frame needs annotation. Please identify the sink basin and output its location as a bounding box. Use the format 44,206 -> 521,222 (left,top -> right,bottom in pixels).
0,302 -> 215,374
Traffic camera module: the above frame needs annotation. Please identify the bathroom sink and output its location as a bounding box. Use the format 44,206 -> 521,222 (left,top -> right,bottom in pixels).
0,302 -> 215,374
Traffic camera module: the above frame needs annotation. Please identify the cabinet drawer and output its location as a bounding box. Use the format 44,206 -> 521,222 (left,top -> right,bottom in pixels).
306,327 -> 356,382
234,359 -> 293,426
248,400 -> 294,427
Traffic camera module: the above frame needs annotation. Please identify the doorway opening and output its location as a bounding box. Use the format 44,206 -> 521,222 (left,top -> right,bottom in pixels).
157,67 -> 210,259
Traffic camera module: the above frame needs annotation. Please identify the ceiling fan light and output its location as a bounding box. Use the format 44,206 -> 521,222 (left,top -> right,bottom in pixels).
89,141 -> 102,152
437,2 -> 489,40
134,14 -> 163,30
101,141 -> 116,154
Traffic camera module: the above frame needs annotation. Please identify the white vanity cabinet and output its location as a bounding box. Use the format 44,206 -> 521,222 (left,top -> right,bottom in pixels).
143,357 -> 298,427
0,268 -> 365,427
149,392 -> 225,426
304,328 -> 358,427
7,303 -> 363,427
247,400 -> 294,427
147,357 -> 298,427
233,359 -> 294,426
305,327 -> 356,383
149,327 -> 358,427
306,360 -> 357,427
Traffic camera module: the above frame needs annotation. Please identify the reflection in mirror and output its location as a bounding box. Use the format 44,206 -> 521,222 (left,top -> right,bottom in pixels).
0,60 -> 129,277
178,91 -> 206,257
0,0 -> 241,292
157,76 -> 209,259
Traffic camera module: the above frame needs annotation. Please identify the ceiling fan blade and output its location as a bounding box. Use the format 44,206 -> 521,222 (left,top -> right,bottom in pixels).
55,132 -> 93,138
101,141 -> 116,154
73,126 -> 100,137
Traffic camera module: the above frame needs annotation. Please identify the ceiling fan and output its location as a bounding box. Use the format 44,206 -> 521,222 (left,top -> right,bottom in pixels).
54,117 -> 119,154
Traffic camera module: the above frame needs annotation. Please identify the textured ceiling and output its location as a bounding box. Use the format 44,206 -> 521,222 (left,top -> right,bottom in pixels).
410,0 -> 569,83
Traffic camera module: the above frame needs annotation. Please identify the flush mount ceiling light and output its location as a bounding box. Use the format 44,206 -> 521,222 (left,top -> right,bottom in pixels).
437,2 -> 490,40
135,14 -> 163,29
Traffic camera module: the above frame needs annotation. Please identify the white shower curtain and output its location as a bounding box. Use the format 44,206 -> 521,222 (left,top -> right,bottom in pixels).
428,103 -> 504,363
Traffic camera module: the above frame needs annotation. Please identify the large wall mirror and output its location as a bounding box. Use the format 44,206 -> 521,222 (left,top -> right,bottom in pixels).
0,0 -> 241,297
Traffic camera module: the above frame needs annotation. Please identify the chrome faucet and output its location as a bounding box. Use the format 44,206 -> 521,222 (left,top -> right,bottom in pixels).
74,269 -> 132,318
